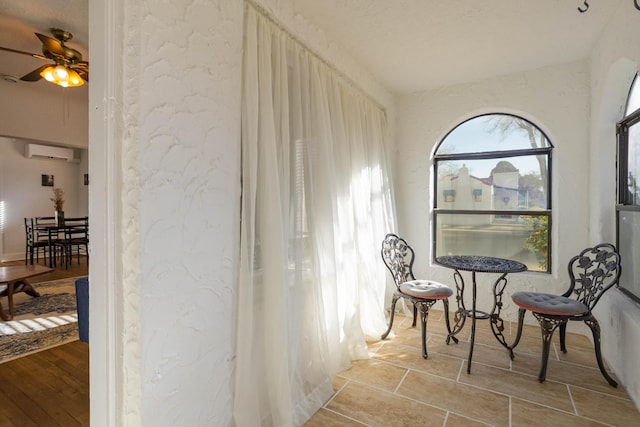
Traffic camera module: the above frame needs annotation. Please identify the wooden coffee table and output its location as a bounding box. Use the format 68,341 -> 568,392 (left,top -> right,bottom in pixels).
0,265 -> 53,321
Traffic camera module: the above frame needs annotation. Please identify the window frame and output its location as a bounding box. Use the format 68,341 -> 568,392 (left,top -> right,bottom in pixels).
616,74 -> 640,303
616,109 -> 640,206
432,113 -> 553,273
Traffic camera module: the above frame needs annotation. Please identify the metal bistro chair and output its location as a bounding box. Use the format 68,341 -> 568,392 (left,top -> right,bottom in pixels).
510,243 -> 621,387
381,233 -> 455,359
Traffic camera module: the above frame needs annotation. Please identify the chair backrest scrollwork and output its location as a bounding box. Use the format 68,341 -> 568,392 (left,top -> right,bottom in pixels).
566,243 -> 621,310
381,233 -> 416,289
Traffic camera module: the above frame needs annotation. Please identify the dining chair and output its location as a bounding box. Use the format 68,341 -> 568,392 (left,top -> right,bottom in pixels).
66,217 -> 89,264
24,217 -> 49,265
54,217 -> 89,268
34,216 -> 62,267
35,215 -> 58,245
381,233 -> 455,359
510,243 -> 621,387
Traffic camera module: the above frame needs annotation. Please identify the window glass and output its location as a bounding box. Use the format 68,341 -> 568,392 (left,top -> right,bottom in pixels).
625,123 -> 640,205
438,114 -> 551,154
618,210 -> 640,301
625,74 -> 640,116
433,113 -> 552,273
437,156 -> 548,211
436,213 -> 549,271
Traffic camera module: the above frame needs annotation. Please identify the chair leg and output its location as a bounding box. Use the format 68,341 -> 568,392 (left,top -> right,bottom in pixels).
64,245 -> 71,269
442,299 -> 458,344
508,308 -> 527,360
412,304 -> 417,328
559,322 -> 568,353
531,312 -> 564,383
584,317 -> 618,388
381,294 -> 400,340
417,299 -> 436,359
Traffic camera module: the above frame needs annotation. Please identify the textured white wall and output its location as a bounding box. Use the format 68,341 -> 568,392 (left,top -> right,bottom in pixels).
589,2 -> 640,409
126,1 -> 244,425
396,61 -> 591,318
89,0 -> 395,426
89,0 -> 245,425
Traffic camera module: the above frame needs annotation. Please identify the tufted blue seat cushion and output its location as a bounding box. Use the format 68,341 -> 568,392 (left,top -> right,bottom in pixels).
400,280 -> 453,300
511,291 -> 588,316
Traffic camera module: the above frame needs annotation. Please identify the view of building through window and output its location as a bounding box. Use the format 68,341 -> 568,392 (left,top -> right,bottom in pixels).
433,113 -> 552,272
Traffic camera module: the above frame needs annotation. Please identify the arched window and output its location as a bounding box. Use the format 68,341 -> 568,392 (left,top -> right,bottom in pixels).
433,113 -> 553,273
617,74 -> 640,302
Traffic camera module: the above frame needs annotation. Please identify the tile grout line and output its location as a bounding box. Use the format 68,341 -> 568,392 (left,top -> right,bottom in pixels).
320,407 -> 372,427
393,366 -> 411,394
566,383 -> 578,415
568,383 -> 634,402
441,411 -> 448,427
324,377 -> 350,409
341,374 -> 456,416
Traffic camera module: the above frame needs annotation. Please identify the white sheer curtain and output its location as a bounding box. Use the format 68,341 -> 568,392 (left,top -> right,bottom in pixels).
234,4 -> 396,426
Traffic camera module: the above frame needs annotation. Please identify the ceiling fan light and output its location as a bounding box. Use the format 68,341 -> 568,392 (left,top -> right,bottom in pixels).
67,69 -> 84,87
54,65 -> 68,80
39,64 -> 84,87
41,66 -> 55,82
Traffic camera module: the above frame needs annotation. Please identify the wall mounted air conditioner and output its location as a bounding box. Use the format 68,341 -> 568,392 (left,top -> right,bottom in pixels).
25,143 -> 75,162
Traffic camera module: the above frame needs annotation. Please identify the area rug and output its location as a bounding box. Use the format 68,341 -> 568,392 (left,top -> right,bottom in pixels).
0,277 -> 80,363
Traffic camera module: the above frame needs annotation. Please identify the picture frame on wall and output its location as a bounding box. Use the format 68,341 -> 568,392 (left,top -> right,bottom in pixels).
41,174 -> 54,187
84,173 -> 89,185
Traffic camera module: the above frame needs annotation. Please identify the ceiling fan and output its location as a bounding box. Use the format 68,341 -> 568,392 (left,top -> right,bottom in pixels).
0,28 -> 89,87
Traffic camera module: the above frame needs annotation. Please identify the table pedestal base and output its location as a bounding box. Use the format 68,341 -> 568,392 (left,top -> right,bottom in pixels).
446,270 -> 514,373
0,280 -> 41,321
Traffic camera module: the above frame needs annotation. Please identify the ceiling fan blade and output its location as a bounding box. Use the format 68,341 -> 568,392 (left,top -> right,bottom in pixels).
76,69 -> 89,82
20,64 -> 50,82
35,32 -> 65,56
70,62 -> 89,82
0,46 -> 48,61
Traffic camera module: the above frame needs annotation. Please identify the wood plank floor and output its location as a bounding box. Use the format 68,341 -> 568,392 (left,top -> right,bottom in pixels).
0,257 -> 89,426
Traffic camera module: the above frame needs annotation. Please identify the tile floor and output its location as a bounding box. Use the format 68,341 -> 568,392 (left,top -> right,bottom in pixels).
304,310 -> 640,427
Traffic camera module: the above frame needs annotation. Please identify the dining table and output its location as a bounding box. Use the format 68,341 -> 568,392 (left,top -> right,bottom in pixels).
0,264 -> 53,321
435,255 -> 527,373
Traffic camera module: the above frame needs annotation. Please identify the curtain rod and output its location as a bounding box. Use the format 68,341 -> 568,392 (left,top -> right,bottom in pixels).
244,0 -> 387,116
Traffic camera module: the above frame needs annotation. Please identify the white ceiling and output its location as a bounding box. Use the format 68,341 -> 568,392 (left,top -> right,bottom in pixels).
293,0 -> 625,93
0,0 -> 628,94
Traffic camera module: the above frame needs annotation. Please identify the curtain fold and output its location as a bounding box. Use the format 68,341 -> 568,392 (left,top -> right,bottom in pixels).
235,4 -> 397,426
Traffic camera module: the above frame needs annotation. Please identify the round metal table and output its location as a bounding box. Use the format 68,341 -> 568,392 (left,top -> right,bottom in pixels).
436,255 -> 527,373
